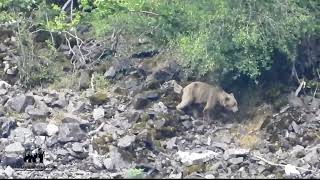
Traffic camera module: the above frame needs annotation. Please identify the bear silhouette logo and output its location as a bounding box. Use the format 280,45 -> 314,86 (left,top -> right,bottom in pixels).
23,147 -> 44,164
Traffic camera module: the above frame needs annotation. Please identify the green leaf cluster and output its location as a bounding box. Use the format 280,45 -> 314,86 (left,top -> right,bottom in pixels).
0,0 -> 319,82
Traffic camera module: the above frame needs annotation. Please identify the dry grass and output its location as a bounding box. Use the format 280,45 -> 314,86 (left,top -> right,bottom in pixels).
48,111 -> 64,126
232,104 -> 273,149
48,73 -> 78,90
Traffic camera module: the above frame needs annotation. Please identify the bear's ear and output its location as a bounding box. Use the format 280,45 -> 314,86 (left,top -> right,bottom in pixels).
230,93 -> 234,96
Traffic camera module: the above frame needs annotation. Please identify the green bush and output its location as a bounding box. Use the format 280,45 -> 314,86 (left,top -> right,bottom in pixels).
79,0 -> 318,81
125,168 -> 144,179
0,0 -> 319,85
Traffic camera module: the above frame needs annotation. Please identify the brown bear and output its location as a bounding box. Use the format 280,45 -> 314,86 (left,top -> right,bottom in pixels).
176,81 -> 238,121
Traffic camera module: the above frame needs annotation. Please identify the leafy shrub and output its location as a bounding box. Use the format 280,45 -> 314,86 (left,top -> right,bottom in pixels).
125,168 -> 144,179
1,0 -> 319,86
93,72 -> 110,92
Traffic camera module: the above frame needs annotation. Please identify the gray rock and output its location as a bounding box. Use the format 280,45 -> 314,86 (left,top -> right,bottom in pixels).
93,107 -> 105,121
182,120 -> 193,129
291,121 -> 301,135
72,142 -> 83,153
104,66 -> 116,79
10,127 -> 33,143
62,113 -> 89,128
0,117 -> 16,138
0,43 -> 7,52
144,90 -> 160,101
211,142 -> 228,151
5,94 -> 34,112
154,118 -> 166,129
109,146 -> 130,170
34,136 -> 46,147
166,137 -> 177,150
56,148 -> 69,156
102,124 -> 119,135
146,69 -> 173,84
290,145 -> 305,158
1,153 -> 24,168
208,161 -> 223,172
67,101 -> 85,113
32,122 -> 48,136
180,115 -> 191,120
133,95 -> 148,110
288,132 -> 297,140
58,123 -> 87,143
228,157 -> 244,165
0,89 -> 7,96
5,142 -> 25,154
304,149 -> 318,165
117,135 -> 136,148
43,93 -> 57,104
52,95 -> 68,108
276,149 -> 288,160
103,158 -> 114,170
46,136 -> 58,147
223,148 -> 250,160
25,105 -> 49,119
152,102 -> 168,113
93,156 -> 104,170
124,77 -> 142,93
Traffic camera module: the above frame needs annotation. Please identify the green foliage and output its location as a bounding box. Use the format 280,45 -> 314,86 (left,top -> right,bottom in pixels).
23,65 -> 57,88
174,0 -> 317,80
78,0 -> 318,81
0,0 -> 39,11
0,0 -> 319,85
93,72 -> 110,92
125,168 -> 144,179
43,4 -> 81,32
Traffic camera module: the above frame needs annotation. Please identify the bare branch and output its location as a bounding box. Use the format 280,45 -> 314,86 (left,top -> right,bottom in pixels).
62,0 -> 73,11
45,12 -> 55,46
251,153 -> 316,173
129,10 -> 160,17
88,122 -> 105,136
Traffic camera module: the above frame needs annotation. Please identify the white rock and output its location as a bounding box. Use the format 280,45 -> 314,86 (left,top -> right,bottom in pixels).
151,101 -> 168,113
103,158 -> 114,170
169,172 -> 182,179
93,156 -> 103,169
177,150 -> 218,166
223,148 -> 250,160
5,142 -> 25,154
93,107 -> 105,121
117,135 -> 136,148
205,174 -> 215,179
285,164 -> 300,177
46,123 -> 59,136
4,166 -> 14,177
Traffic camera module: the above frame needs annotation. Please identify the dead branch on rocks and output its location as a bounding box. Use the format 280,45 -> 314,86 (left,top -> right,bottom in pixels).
251,153 -> 316,173
88,122 -> 106,136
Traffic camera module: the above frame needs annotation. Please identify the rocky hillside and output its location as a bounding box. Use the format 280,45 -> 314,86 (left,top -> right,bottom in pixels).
0,26 -> 319,179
